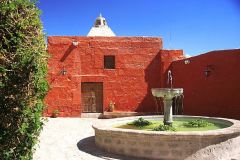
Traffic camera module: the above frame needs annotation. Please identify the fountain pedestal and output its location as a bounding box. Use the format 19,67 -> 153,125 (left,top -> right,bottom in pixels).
152,88 -> 183,125
163,99 -> 173,125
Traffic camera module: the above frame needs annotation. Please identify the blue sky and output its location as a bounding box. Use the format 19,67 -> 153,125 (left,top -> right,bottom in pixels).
38,0 -> 240,56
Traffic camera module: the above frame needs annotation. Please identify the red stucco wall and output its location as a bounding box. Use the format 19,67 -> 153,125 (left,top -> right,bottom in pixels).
44,36 -> 183,117
45,36 -> 240,119
170,49 -> 240,119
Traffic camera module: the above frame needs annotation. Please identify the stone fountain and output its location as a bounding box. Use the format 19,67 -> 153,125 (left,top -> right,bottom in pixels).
93,115 -> 240,159
92,70 -> 240,159
151,88 -> 183,125
152,70 -> 183,125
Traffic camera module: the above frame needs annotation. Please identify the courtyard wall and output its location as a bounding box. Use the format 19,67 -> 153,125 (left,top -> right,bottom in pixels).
170,49 -> 240,119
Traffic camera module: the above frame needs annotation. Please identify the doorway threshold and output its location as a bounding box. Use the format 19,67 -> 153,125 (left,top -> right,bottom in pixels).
81,113 -> 103,118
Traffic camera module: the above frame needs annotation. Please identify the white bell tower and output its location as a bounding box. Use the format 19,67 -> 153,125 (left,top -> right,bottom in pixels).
87,14 -> 116,37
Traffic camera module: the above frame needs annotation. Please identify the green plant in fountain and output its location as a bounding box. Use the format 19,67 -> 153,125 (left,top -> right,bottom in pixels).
128,117 -> 152,127
153,124 -> 177,131
0,0 -> 48,159
183,119 -> 214,128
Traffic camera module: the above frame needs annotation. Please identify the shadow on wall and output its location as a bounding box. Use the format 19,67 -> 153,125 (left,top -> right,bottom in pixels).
77,136 -> 145,160
136,53 -> 161,113
60,44 -> 76,62
48,44 -> 76,85
137,50 -> 184,113
44,42 -> 81,117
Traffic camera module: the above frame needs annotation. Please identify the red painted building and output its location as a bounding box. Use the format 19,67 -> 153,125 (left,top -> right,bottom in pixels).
44,36 -> 183,117
44,15 -> 240,119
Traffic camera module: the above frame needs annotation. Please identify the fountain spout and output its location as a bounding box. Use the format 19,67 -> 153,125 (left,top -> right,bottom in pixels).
167,70 -> 173,88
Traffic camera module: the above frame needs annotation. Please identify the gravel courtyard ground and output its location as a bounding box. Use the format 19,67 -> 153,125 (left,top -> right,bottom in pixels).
33,118 -> 240,160
33,118 -> 143,160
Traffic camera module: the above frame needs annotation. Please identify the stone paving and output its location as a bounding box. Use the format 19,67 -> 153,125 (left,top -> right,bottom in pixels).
33,118 -> 240,160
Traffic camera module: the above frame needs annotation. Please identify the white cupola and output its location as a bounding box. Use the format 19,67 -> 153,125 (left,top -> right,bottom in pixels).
87,14 -> 116,37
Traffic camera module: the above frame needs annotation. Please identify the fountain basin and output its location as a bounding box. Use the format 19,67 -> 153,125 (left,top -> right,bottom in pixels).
151,88 -> 183,99
93,115 -> 240,160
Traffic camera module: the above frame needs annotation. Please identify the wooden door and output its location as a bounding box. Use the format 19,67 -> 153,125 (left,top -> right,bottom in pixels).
81,82 -> 103,113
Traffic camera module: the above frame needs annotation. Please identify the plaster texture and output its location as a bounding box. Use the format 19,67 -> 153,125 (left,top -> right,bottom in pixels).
170,49 -> 240,119
45,36 -> 184,117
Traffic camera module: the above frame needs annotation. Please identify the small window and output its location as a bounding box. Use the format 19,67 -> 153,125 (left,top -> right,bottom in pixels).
104,55 -> 115,69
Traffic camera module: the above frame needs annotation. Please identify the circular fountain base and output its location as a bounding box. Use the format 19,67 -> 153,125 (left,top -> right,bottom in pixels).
93,115 -> 240,160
